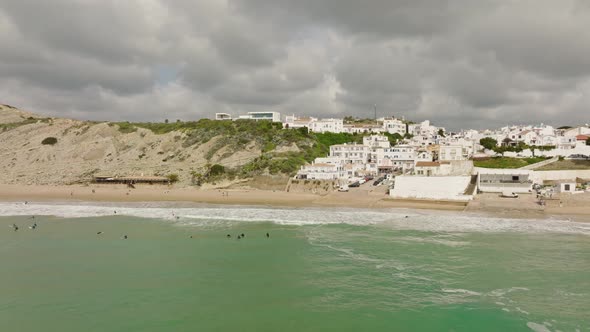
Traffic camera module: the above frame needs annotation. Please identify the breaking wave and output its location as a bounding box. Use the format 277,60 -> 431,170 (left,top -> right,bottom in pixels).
0,201 -> 589,235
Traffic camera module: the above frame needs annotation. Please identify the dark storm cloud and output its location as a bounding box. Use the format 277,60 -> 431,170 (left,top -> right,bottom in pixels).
0,0 -> 589,129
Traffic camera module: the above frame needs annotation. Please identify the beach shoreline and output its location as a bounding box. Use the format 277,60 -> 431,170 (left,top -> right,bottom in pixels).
1,184 -> 589,222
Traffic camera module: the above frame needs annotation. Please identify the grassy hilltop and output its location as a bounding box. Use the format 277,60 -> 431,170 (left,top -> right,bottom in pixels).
0,104 -> 376,187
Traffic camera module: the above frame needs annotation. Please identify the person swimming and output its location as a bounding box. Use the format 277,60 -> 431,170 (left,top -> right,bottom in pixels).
12,224 -> 18,231
241,233 -> 245,238
266,232 -> 270,238
122,235 -> 128,239
226,234 -> 231,238
29,223 -> 37,230
97,231 -> 103,235
237,235 -> 241,240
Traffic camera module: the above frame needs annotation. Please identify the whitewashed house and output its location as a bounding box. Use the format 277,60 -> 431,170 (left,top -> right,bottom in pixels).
343,124 -> 384,134
382,118 -> 406,135
379,145 -> 416,171
309,118 -> 344,133
363,135 -> 391,149
297,163 -> 343,180
439,145 -> 465,161
283,115 -> 317,130
329,143 -> 371,164
414,161 -> 452,176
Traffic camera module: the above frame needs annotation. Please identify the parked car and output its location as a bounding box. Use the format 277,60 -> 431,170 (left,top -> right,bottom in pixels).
500,191 -> 519,198
349,181 -> 361,188
359,179 -> 366,185
338,185 -> 349,192
364,176 -> 374,181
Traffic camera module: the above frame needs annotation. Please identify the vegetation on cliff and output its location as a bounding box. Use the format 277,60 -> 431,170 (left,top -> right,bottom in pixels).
112,119 -> 370,182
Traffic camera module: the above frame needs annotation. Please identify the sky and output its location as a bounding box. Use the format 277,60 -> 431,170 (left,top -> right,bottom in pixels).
1,0 -> 590,130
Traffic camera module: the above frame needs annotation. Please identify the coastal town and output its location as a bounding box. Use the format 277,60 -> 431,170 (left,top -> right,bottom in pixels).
215,111 -> 590,202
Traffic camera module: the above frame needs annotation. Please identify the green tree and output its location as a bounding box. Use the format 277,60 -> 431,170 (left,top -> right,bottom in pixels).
383,132 -> 403,145
437,128 -> 445,137
479,137 -> 497,150
209,164 -> 225,176
492,146 -> 506,156
167,174 -> 179,183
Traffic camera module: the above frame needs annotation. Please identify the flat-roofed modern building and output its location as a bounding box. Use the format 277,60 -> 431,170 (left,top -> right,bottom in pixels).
246,111 -> 281,122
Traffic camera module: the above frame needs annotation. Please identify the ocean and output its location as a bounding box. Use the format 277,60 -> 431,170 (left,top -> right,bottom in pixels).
1,202 -> 589,332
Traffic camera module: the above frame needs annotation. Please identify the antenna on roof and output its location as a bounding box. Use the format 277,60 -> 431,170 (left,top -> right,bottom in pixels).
374,104 -> 377,121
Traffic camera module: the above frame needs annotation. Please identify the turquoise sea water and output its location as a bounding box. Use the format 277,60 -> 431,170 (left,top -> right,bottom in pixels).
1,202 -> 589,332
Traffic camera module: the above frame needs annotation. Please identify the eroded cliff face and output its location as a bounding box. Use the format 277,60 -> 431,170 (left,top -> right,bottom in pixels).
0,105 -> 264,186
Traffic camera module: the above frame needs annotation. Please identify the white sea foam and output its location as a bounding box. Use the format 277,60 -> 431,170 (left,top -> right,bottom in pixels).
527,322 -> 552,332
1,202 -> 589,235
441,288 -> 482,296
488,287 -> 530,297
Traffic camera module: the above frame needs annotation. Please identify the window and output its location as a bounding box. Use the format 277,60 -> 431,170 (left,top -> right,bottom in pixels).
564,184 -> 570,191
512,176 -> 519,181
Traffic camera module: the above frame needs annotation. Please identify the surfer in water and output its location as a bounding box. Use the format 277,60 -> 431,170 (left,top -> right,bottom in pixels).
12,224 -> 18,232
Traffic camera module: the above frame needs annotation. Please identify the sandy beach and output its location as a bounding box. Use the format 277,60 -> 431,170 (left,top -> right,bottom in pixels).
1,183 -> 589,221
0,183 -> 464,210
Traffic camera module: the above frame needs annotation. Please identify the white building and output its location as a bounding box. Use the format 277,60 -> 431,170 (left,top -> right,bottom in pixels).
283,115 -> 317,130
408,120 -> 440,137
476,168 -> 533,193
239,111 -> 281,122
329,143 -> 371,164
414,161 -> 453,176
378,145 -> 416,171
297,163 -> 343,180
343,124 -> 383,134
363,135 -> 391,149
382,118 -> 406,135
309,118 -> 344,133
439,145 -> 466,161
215,113 -> 232,120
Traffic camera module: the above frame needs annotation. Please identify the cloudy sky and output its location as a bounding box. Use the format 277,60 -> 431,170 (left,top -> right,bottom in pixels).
1,0 -> 589,130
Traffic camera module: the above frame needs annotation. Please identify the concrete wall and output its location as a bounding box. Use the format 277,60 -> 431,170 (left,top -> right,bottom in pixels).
478,183 -> 532,194
532,170 -> 590,182
474,168 -> 590,187
503,145 -> 590,158
390,176 -> 473,201
449,160 -> 474,175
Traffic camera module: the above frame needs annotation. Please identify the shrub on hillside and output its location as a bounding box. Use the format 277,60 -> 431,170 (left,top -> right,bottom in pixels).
167,174 -> 179,183
209,164 -> 225,176
41,137 -> 58,145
